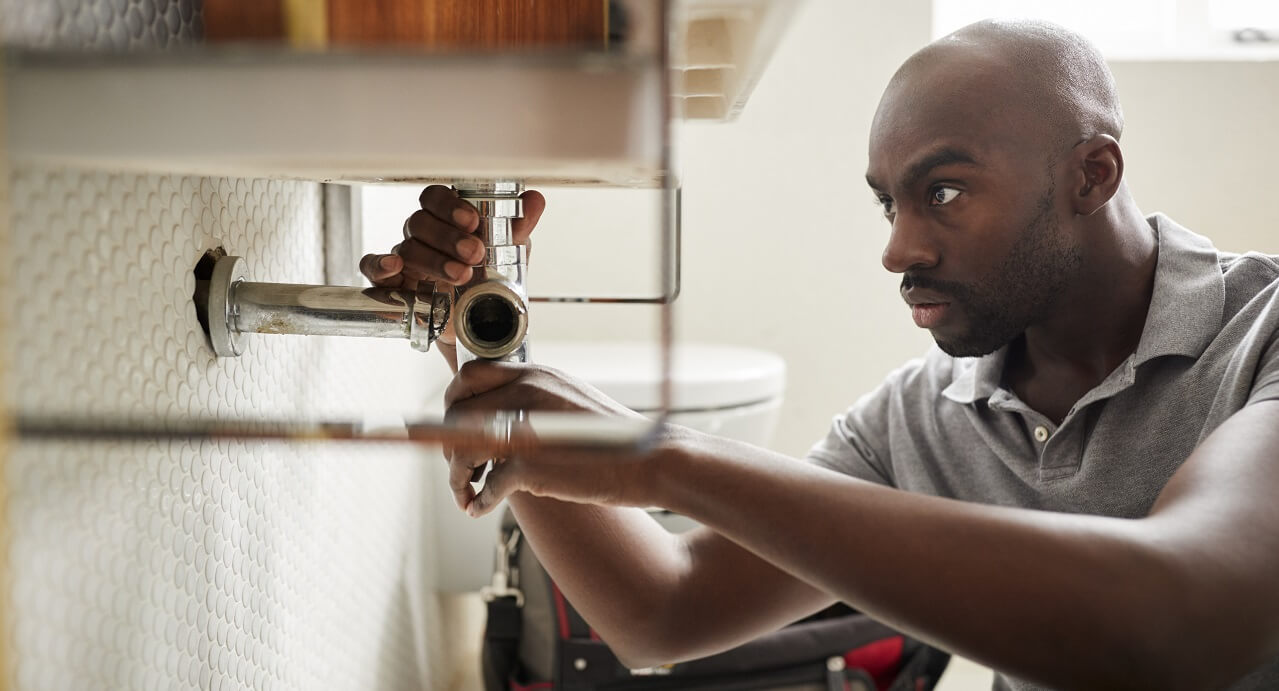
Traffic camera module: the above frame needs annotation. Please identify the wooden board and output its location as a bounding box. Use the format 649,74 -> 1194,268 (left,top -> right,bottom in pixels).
204,0 -> 607,48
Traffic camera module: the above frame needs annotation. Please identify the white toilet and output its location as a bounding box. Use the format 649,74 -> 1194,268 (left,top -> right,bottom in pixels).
533,340 -> 787,445
431,340 -> 787,591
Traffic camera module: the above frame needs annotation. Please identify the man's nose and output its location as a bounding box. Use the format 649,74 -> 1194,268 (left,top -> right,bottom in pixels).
881,213 -> 940,274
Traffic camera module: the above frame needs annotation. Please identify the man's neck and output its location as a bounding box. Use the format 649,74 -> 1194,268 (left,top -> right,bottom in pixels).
1006,200 -> 1158,422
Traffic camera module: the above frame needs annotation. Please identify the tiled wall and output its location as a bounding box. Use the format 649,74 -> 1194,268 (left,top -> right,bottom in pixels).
5,168 -> 446,689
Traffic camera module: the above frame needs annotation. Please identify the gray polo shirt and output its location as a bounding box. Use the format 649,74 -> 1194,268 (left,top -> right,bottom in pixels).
806,214 -> 1279,690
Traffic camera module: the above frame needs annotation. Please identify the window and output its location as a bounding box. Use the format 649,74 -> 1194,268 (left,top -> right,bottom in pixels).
932,0 -> 1279,60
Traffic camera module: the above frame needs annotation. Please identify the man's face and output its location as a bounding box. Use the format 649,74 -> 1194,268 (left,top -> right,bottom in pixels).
865,60 -> 1082,357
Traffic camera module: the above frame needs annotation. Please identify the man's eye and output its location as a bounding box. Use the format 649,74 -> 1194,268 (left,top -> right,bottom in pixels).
930,186 -> 961,206
875,196 -> 896,218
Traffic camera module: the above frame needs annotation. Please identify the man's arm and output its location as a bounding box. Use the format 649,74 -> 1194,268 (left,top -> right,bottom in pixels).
652,400 -> 1279,689
505,497 -> 837,666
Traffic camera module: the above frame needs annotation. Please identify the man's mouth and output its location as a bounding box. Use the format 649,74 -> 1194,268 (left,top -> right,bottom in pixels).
911,302 -> 950,329
902,285 -> 956,329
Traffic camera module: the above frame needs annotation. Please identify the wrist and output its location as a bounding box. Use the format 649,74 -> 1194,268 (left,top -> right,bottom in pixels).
643,422 -> 700,510
437,340 -> 459,373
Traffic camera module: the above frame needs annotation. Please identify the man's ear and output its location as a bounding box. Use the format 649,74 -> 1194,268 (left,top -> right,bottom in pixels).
1072,134 -> 1124,216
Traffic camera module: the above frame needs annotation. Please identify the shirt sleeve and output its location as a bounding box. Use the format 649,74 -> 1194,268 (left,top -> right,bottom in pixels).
1246,305 -> 1279,405
805,359 -> 927,488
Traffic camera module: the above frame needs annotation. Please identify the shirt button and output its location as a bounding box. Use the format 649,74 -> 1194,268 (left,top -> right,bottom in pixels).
1033,425 -> 1050,442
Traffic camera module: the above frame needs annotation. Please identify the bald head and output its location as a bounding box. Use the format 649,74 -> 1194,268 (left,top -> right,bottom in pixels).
878,20 -> 1123,158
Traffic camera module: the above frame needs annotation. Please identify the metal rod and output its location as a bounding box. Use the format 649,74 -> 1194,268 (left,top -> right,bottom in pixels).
0,50 -> 14,691
658,0 -> 675,421
12,413 -> 660,450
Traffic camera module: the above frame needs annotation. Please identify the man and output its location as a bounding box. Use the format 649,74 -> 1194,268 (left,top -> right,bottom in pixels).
361,19 -> 1279,690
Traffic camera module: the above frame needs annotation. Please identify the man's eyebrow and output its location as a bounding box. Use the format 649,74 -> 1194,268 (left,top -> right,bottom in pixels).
866,147 -> 981,191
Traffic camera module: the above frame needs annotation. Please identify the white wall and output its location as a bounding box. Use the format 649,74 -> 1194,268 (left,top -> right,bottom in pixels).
1111,60 -> 1279,256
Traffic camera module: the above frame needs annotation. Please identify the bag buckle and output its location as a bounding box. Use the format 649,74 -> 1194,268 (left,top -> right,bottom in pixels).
481,526 -> 525,607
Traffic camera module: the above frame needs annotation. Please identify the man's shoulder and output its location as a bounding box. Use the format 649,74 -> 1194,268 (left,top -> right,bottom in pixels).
1217,249 -> 1279,323
1219,250 -> 1279,285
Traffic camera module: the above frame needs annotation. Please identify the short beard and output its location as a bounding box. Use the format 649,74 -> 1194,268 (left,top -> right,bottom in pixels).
905,182 -> 1081,358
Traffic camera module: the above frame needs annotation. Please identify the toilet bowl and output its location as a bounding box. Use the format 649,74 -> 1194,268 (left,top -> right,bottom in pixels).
431,340 -> 787,591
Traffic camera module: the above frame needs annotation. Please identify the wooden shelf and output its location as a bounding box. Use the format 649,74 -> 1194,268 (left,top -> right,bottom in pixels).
4,0 -> 800,184
673,0 -> 801,121
6,50 -> 666,186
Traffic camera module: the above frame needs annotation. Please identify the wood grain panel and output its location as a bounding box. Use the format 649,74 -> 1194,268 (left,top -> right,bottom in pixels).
329,0 -> 606,47
202,0 -> 287,41
203,0 -> 607,48
326,0 -> 428,44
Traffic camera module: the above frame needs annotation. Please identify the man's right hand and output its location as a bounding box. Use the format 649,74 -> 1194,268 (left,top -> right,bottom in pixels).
358,184 -> 546,350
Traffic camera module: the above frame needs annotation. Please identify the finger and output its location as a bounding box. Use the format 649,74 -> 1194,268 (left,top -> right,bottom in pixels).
448,448 -> 489,510
398,237 -> 473,285
511,190 -> 545,245
419,185 -> 479,232
468,458 -> 520,518
444,360 -> 526,407
404,209 -> 487,265
358,253 -> 406,287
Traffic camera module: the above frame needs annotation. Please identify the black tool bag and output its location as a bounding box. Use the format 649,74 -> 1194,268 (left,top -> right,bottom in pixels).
481,508 -> 950,691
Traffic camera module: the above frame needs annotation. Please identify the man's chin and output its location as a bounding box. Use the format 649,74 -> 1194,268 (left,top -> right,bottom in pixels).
932,331 -> 1008,359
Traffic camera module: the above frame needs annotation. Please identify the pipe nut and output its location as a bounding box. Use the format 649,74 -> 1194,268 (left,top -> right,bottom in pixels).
484,245 -> 527,268
463,197 -> 523,220
409,284 -> 452,353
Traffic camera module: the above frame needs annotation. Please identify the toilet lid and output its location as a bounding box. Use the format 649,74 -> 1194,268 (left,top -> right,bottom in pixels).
532,341 -> 785,412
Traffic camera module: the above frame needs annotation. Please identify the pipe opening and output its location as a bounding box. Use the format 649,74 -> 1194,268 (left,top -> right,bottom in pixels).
466,294 -> 519,348
192,246 -> 227,344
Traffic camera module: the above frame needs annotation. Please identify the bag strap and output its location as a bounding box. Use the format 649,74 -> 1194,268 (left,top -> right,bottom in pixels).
482,519 -> 527,691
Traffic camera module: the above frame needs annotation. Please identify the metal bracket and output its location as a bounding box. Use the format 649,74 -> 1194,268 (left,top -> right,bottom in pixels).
480,526 -> 525,607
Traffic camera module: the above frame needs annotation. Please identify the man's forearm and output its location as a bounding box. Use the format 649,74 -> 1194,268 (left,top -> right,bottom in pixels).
506,494 -> 690,666
653,428 -> 1188,689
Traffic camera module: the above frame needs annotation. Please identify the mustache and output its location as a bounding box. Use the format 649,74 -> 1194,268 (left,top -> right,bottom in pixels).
900,274 -> 971,300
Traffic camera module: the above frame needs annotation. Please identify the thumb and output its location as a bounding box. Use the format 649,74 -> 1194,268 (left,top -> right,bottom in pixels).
444,360 -> 526,407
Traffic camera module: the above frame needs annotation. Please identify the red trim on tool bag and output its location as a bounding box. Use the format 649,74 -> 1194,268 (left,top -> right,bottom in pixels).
550,582 -> 571,640
509,681 -> 552,691
589,628 -> 602,641
843,635 -> 905,691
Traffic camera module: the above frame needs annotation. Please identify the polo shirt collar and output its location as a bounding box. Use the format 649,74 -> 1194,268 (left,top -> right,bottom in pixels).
1132,213 -> 1225,366
941,213 -> 1225,405
941,347 -> 1006,405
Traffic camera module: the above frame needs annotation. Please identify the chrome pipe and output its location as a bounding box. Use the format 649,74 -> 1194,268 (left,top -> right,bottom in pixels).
234,283 -> 415,339
200,255 -> 450,357
453,181 -> 531,365
199,180 -> 531,362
